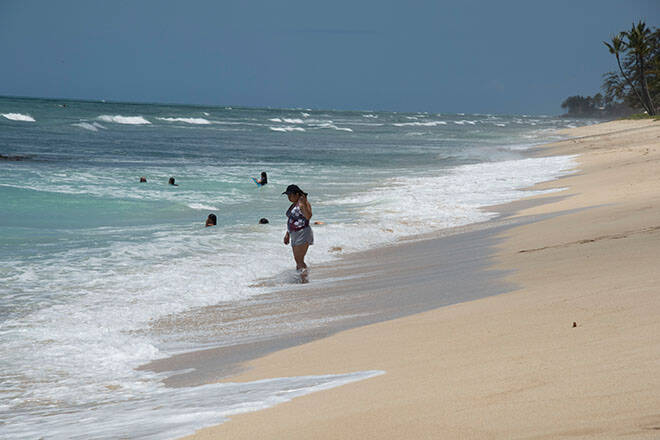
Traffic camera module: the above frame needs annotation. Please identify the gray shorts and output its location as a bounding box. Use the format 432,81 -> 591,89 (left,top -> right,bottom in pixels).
290,226 -> 314,247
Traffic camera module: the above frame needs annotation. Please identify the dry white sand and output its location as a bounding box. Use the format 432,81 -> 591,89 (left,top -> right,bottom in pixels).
181,120 -> 660,439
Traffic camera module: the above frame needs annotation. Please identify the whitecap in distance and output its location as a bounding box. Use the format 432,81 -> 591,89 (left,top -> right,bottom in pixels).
157,117 -> 211,125
98,115 -> 151,125
393,121 -> 447,127
311,122 -> 353,132
73,122 -> 99,131
269,126 -> 305,132
2,113 -> 36,122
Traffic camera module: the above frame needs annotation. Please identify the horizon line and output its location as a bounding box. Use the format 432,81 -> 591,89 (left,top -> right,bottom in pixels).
0,93 -> 563,118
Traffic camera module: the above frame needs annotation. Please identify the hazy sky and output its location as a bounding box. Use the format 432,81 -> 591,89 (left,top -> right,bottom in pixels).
1,0 -> 658,114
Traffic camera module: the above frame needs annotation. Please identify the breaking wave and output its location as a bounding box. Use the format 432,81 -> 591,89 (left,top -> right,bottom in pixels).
269,126 -> 305,132
312,122 -> 353,132
393,121 -> 447,127
2,113 -> 35,122
157,117 -> 211,125
72,122 -> 107,132
98,115 -> 151,125
269,118 -> 304,124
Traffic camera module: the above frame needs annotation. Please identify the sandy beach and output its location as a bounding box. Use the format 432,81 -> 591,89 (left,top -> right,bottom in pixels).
180,119 -> 660,439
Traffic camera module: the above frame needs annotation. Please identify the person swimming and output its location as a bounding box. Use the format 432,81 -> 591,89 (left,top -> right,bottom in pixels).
205,213 -> 217,227
257,171 -> 268,185
282,184 -> 313,282
168,177 -> 178,186
139,176 -> 147,183
259,218 -> 269,224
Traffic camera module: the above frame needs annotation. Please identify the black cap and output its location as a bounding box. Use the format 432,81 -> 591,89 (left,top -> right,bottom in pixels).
282,184 -> 307,196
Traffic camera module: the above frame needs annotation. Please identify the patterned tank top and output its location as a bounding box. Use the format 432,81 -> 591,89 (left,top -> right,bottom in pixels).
286,203 -> 309,232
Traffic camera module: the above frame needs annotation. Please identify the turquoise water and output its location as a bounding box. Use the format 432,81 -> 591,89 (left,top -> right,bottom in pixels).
0,96 -> 591,438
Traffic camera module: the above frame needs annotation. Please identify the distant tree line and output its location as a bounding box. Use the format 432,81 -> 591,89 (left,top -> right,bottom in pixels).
562,21 -> 659,118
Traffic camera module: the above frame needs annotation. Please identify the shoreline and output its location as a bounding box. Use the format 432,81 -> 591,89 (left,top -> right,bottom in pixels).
143,153 -> 577,388
143,195 -> 563,387
141,133 -> 579,388
179,119 -> 660,438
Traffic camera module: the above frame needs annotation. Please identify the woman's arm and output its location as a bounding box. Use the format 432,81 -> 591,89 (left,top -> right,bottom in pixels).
299,195 -> 312,220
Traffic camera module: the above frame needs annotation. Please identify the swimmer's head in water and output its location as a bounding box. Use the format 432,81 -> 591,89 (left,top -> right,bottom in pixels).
205,213 -> 217,227
139,176 -> 147,183
259,218 -> 269,224
168,177 -> 176,185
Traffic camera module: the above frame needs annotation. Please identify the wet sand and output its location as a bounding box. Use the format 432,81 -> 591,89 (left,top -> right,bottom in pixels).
178,120 -> 660,439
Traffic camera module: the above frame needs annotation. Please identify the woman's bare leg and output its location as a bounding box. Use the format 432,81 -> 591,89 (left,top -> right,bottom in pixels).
292,243 -> 310,282
292,243 -> 309,270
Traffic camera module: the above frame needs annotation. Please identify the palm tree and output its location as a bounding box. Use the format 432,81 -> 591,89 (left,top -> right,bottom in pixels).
624,21 -> 656,115
604,32 -> 650,114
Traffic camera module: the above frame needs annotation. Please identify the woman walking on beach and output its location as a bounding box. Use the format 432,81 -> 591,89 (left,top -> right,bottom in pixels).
282,184 -> 313,282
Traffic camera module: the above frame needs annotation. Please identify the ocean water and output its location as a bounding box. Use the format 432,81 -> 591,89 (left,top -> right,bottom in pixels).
1,96 -> 591,438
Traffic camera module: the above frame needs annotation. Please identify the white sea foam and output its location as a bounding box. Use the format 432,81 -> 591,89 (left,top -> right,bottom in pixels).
269,117 -> 304,124
320,154 -> 578,252
157,117 -> 211,125
362,114 -> 378,118
2,113 -> 35,122
454,120 -> 477,125
269,126 -> 305,132
187,203 -> 220,210
98,115 -> 151,125
301,112 -> 310,118
1,367 -> 383,439
312,122 -> 353,132
499,142 -> 540,151
73,122 -> 99,131
393,121 -> 447,127
72,121 -> 107,131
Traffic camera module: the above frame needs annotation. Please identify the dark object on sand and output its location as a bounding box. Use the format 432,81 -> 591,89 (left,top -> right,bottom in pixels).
139,176 -> 147,183
168,177 -> 178,186
206,214 -> 217,227
259,218 -> 269,224
0,154 -> 27,161
572,322 -> 577,328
